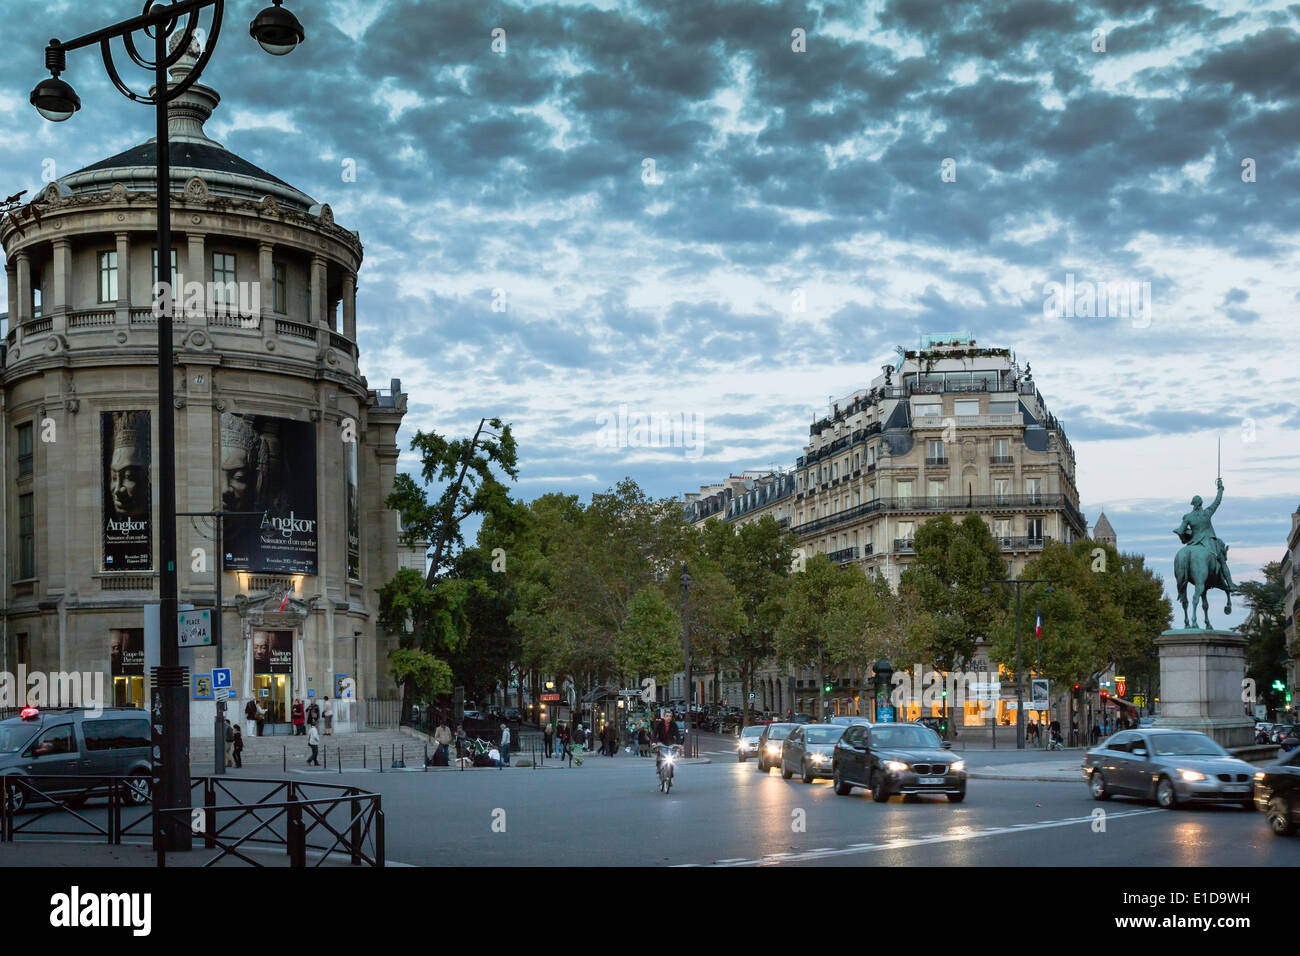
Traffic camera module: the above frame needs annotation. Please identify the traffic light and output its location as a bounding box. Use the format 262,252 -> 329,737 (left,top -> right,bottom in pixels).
823,678 -> 833,694
1073,684 -> 1080,692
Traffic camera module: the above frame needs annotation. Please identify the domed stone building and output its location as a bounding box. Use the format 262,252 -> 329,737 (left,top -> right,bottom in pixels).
0,45 -> 409,735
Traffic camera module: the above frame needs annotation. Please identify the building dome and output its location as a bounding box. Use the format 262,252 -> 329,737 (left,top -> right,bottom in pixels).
57,39 -> 315,212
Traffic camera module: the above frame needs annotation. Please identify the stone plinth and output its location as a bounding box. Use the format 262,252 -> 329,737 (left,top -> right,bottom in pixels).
1153,629 -> 1255,749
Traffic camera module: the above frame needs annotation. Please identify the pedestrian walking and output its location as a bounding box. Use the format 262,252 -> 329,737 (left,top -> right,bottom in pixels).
224,719 -> 234,767
544,722 -> 554,758
604,722 -> 616,757
637,724 -> 649,757
244,698 -> 258,737
557,722 -> 569,759
322,696 -> 334,735
500,723 -> 511,766
307,699 -> 320,728
231,724 -> 243,768
292,699 -> 305,736
255,699 -> 266,737
307,723 -> 320,765
434,720 -> 452,765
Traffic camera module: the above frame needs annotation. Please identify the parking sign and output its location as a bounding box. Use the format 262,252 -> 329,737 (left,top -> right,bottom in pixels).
212,667 -> 232,690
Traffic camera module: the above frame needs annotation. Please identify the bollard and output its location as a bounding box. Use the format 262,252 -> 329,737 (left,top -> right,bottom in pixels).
363,746 -> 367,770
283,745 -> 286,772
204,777 -> 216,850
379,745 -> 383,773
287,794 -> 306,868
424,742 -> 428,771
339,746 -> 343,773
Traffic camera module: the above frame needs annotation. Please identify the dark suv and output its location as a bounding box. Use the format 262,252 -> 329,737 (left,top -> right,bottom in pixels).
832,721 -> 967,803
0,707 -> 153,811
1254,745 -> 1300,835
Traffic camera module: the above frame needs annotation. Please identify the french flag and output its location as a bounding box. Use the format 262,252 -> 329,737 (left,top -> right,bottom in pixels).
278,589 -> 291,612
1034,609 -> 1042,639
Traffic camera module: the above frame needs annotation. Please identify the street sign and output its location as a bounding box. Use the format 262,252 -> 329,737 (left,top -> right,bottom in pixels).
178,608 -> 212,647
212,668 -> 232,690
215,687 -> 229,701
1030,678 -> 1049,710
541,693 -> 562,702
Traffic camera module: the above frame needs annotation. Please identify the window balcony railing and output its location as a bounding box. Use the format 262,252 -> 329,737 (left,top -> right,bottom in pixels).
990,455 -> 1014,465
783,493 -> 1086,537
894,538 -> 915,553
827,547 -> 859,564
925,456 -> 948,467
995,536 -> 1049,551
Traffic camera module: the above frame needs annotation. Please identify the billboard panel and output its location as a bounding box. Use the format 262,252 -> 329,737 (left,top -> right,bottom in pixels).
220,413 -> 318,574
102,410 -> 153,571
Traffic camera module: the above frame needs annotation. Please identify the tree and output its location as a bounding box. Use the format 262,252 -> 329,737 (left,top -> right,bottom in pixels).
698,515 -> 797,726
387,648 -> 454,714
382,418 -> 518,721
1237,562 -> 1288,716
775,555 -> 869,720
676,562 -> 744,709
899,513 -> 1006,674
388,418 -> 519,583
615,585 -> 685,684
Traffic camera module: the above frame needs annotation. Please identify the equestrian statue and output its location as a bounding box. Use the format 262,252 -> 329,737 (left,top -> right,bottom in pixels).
1172,476 -> 1236,629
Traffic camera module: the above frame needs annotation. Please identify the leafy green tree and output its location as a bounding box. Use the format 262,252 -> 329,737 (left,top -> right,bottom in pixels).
900,513 -> 1006,674
388,648 -> 454,712
1237,562 -> 1289,715
775,555 -> 869,720
698,515 -> 797,726
615,585 -> 685,684
677,561 -> 745,708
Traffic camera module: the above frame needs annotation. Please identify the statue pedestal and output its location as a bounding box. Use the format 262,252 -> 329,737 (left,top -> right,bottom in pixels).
1154,629 -> 1254,749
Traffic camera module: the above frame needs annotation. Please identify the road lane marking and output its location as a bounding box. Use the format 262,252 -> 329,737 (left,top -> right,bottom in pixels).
704,808 -> 1163,866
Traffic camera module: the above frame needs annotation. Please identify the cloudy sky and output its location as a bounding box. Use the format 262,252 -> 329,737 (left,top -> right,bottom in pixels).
2,0 -> 1298,626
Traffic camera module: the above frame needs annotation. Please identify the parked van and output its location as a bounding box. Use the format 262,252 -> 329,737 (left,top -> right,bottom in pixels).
0,707 -> 152,812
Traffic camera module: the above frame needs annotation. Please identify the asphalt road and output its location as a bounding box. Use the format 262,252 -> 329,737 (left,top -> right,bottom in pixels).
302,750 -> 1299,867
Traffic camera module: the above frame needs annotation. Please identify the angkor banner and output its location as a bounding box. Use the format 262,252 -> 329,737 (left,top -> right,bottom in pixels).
102,410 -> 153,571
220,412 -> 318,574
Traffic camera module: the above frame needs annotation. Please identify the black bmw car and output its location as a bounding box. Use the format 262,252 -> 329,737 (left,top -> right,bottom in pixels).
832,721 -> 967,803
1253,745 -> 1300,836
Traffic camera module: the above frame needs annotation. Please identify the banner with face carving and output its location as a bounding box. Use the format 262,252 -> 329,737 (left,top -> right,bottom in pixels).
220,412 -> 318,574
102,411 -> 153,571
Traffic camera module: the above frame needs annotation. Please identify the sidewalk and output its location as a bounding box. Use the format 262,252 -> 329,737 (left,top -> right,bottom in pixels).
967,758 -> 1084,782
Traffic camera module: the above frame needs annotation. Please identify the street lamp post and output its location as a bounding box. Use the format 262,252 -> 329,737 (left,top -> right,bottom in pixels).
680,564 -> 691,745
29,0 -> 305,851
983,578 -> 1054,750
179,509 -> 263,776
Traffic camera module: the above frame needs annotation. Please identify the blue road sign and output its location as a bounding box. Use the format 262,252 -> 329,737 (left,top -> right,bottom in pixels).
212,668 -> 232,690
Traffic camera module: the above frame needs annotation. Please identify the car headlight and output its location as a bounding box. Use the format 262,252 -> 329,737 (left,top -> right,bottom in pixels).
950,760 -> 965,772
1179,770 -> 1206,782
811,752 -> 828,762
766,743 -> 781,753
1254,771 -> 1266,781
884,760 -> 909,772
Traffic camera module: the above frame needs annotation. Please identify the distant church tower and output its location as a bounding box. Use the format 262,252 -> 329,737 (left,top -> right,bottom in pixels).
1091,512 -> 1117,549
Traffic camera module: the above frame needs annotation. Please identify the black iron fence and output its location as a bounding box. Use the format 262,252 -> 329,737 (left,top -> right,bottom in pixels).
0,774 -> 383,867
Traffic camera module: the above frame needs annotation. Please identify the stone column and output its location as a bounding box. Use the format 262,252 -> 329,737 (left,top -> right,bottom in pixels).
258,242 -> 274,323
114,233 -> 131,325
310,255 -> 326,327
342,272 -> 356,341
50,238 -> 72,335
51,239 -> 71,314
16,252 -> 31,324
6,262 -> 17,331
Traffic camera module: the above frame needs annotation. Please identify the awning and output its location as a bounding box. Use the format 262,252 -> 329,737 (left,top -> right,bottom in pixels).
580,684 -> 620,703
1105,696 -> 1139,713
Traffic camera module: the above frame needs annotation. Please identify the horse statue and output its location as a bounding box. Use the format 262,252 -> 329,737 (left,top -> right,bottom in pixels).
1172,477 -> 1235,629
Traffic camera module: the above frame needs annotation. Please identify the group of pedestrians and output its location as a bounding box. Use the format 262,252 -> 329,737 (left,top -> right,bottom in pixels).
222,719 -> 244,768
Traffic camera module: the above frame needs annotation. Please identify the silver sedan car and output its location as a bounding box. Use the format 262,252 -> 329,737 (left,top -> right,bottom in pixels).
781,724 -> 846,782
1084,728 -> 1257,809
